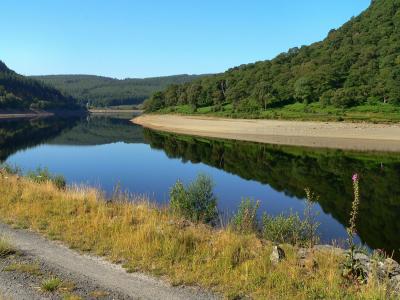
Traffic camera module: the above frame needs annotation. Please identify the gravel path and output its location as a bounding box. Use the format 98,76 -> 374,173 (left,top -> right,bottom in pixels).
0,223 -> 218,300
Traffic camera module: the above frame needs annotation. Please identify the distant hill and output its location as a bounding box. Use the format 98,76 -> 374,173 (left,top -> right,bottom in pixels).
146,0 -> 400,114
0,61 -> 82,111
31,74 -> 208,107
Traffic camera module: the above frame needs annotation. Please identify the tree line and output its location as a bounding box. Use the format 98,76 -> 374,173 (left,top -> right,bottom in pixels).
32,74 -> 207,108
0,61 -> 81,111
145,0 -> 400,113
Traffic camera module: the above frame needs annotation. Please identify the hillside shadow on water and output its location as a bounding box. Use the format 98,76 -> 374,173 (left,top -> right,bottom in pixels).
0,117 -> 81,162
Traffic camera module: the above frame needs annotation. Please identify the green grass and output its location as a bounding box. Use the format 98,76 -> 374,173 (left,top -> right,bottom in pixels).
157,102 -> 400,123
41,277 -> 62,292
4,262 -> 41,275
0,237 -> 16,258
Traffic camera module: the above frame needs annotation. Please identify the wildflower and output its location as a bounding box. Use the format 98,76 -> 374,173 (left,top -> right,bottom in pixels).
352,173 -> 359,182
348,173 -> 360,235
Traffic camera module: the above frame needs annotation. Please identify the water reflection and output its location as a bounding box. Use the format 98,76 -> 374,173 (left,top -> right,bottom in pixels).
1,115 -> 400,258
143,129 -> 400,257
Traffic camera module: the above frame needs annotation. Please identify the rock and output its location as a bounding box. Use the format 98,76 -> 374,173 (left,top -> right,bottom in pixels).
270,245 -> 285,265
353,252 -> 370,262
297,248 -> 318,270
388,275 -> 400,295
384,258 -> 400,278
354,252 -> 372,277
297,248 -> 308,258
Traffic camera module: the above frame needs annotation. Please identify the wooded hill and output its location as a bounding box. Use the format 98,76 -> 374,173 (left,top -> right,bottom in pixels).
32,74 -> 207,107
0,61 -> 82,111
145,0 -> 400,114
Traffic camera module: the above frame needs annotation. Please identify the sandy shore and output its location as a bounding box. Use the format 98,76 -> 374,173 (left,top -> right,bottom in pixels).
133,114 -> 400,152
0,112 -> 53,119
90,109 -> 143,114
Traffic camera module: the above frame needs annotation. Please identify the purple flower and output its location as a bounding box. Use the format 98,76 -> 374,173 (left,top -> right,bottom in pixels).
352,173 -> 359,182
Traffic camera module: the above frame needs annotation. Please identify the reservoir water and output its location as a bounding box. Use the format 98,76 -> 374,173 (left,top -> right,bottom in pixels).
1,114 -> 399,257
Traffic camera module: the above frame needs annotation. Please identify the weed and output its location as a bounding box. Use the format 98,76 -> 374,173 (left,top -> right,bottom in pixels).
4,262 -> 41,275
342,173 -> 367,282
0,237 -> 16,258
230,198 -> 260,234
41,277 -> 62,292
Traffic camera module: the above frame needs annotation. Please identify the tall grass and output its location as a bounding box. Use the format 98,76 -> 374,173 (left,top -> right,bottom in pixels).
0,171 -> 391,299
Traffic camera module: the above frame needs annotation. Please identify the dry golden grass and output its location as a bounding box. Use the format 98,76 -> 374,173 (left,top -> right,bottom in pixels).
0,174 -> 392,299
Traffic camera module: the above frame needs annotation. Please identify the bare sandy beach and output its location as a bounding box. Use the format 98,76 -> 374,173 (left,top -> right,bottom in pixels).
0,112 -> 53,119
133,114 -> 400,152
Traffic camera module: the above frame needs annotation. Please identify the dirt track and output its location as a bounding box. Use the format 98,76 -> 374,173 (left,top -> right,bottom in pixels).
0,223 -> 217,300
133,114 -> 400,152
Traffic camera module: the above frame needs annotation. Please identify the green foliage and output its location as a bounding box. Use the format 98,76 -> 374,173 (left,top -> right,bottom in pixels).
262,212 -> 307,245
32,74 -> 205,108
169,174 -> 218,224
230,198 -> 260,234
0,61 -> 82,111
41,277 -> 62,292
148,0 -> 400,114
27,167 -> 66,189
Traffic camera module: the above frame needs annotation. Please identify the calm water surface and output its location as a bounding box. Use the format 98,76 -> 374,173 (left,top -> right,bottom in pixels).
1,115 -> 400,257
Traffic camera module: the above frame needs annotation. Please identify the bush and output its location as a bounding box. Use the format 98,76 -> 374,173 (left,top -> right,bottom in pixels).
169,174 -> 218,224
262,212 -> 306,245
231,198 -> 260,234
27,167 -> 66,189
263,190 -> 319,246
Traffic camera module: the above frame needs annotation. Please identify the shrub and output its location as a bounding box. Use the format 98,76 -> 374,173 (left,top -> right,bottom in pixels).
263,189 -> 320,246
262,211 -> 305,245
169,174 -> 218,224
27,167 -> 66,189
231,198 -> 260,234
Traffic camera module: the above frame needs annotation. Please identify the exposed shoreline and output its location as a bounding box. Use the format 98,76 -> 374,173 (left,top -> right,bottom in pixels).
0,111 -> 54,119
0,109 -> 87,120
133,114 -> 400,152
89,109 -> 143,114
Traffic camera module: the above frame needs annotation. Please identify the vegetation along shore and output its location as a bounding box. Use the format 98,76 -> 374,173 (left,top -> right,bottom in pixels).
0,167 -> 399,299
144,1 -> 400,123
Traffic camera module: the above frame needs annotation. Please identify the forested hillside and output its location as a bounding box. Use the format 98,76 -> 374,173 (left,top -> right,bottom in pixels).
145,0 -> 400,114
0,61 -> 82,111
32,74 -> 207,107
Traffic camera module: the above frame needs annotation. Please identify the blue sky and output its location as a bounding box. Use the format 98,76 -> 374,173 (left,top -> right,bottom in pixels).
0,0 -> 370,78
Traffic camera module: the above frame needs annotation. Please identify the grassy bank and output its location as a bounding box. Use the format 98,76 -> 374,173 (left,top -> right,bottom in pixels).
157,102 -> 400,123
0,172 -> 392,299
